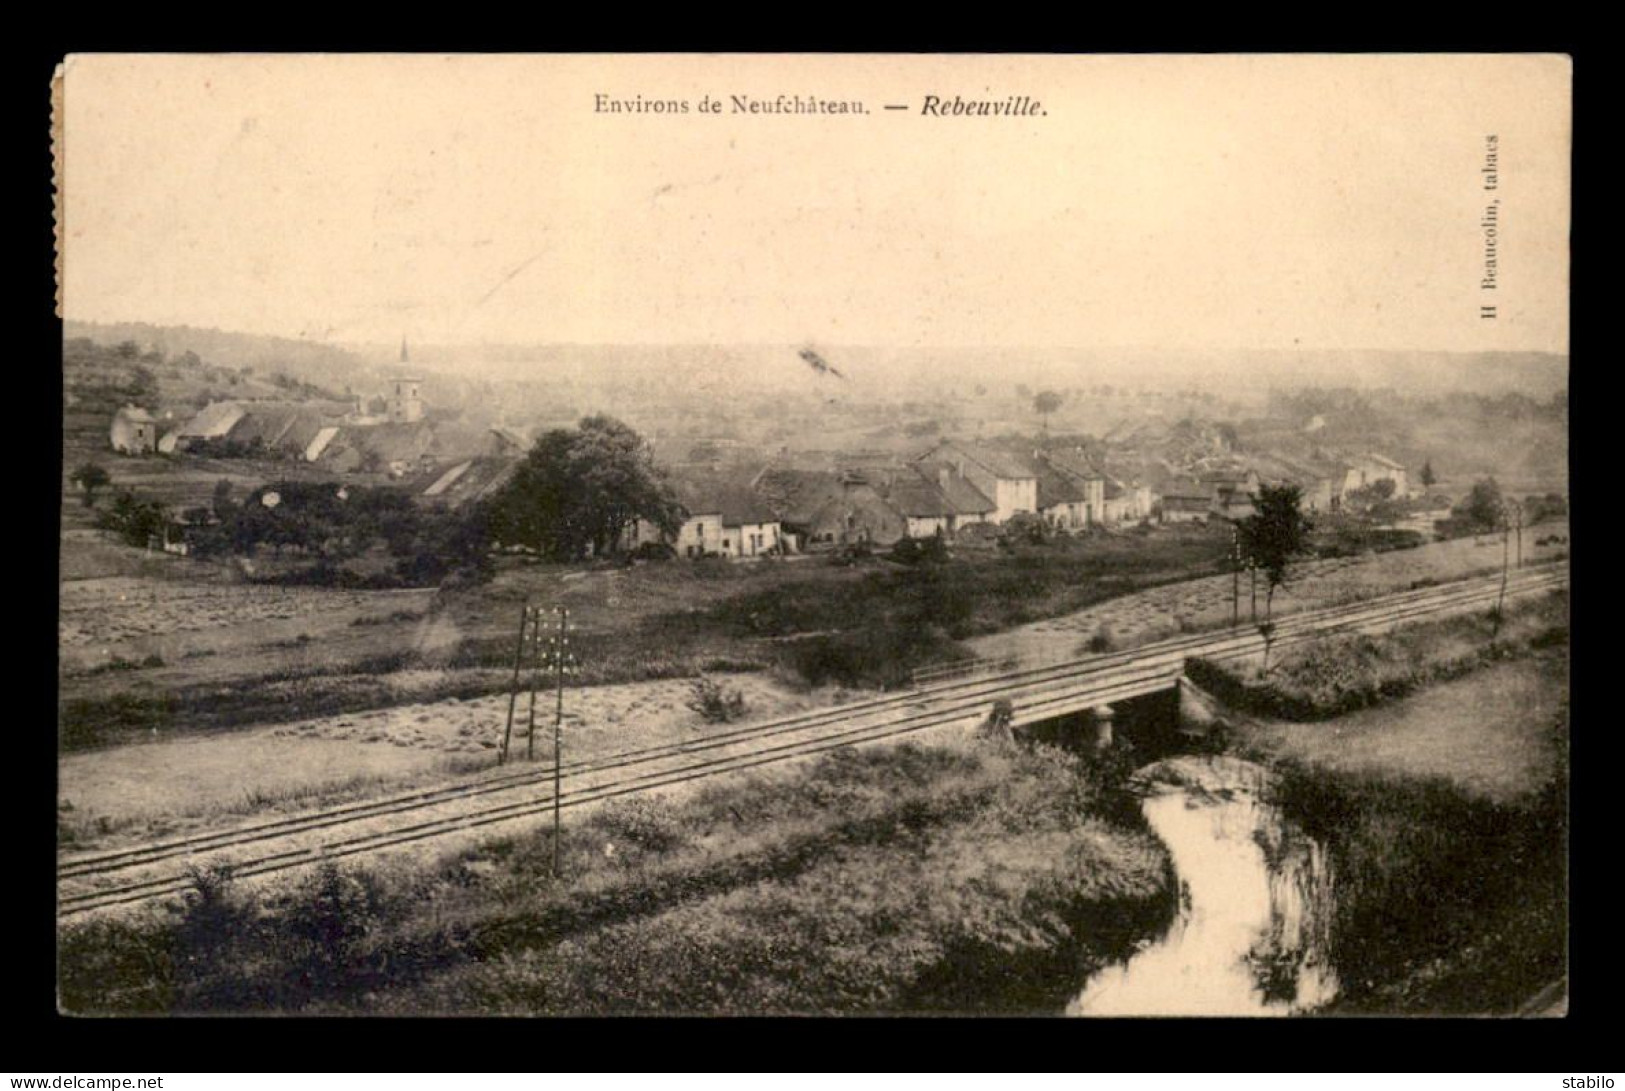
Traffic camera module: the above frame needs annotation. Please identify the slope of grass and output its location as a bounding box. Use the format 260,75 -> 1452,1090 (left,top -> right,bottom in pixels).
59,738 -> 1172,1016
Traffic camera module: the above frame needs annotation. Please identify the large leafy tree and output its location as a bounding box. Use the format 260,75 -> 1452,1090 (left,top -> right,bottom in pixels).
70,462 -> 111,507
489,415 -> 683,561
1456,477 -> 1505,534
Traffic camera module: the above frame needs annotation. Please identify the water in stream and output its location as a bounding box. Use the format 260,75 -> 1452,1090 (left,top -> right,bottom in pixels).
1070,756 -> 1339,1017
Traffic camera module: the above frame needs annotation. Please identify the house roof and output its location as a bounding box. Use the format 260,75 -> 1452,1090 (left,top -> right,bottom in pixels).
671,474 -> 779,527
884,473 -> 958,518
911,461 -> 996,514
1161,480 -> 1214,502
946,442 -> 1039,481
1036,465 -> 1089,508
414,456 -> 521,507
423,460 -> 475,498
752,468 -> 844,523
1040,447 -> 1106,483
177,401 -> 246,439
115,405 -> 158,424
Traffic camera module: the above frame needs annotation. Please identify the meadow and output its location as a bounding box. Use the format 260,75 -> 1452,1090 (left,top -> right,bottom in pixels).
58,736 -> 1173,1015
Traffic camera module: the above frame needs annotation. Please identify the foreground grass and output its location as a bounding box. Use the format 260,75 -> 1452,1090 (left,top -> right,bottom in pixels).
1207,604 -> 1571,1014
1270,740 -> 1566,1014
59,737 -> 1172,1015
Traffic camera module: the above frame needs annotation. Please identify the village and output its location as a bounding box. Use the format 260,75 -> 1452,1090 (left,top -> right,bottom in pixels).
48,51 -> 1576,1033
95,338 -> 1434,566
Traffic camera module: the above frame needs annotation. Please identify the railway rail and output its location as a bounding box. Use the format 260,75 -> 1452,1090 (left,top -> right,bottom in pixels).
58,563 -> 1566,917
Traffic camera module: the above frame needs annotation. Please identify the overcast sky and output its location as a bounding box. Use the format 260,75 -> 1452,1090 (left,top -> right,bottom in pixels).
60,53 -> 1570,356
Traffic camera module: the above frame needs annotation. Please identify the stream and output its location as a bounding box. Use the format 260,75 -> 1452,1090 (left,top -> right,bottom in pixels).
1070,755 -> 1340,1017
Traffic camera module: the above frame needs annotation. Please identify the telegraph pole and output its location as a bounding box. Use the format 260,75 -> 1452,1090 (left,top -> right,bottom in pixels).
543,606 -> 577,879
1494,503 -> 1512,636
1231,524 -> 1241,628
525,604 -> 543,761
1512,499 -> 1525,569
499,603 -> 530,766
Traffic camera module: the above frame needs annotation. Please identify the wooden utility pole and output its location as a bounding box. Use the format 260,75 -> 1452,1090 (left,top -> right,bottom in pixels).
1494,508 -> 1511,636
525,605 -> 543,761
1231,525 -> 1241,628
1512,499 -> 1525,569
499,603 -> 530,766
550,606 -> 573,879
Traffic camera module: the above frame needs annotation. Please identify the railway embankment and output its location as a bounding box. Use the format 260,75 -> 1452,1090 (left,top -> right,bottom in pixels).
58,735 -> 1173,1015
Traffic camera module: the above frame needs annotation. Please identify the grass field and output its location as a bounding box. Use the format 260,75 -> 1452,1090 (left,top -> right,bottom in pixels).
1215,632 -> 1569,1013
58,670 -> 828,849
1187,587 -> 1568,723
58,736 -> 1173,1015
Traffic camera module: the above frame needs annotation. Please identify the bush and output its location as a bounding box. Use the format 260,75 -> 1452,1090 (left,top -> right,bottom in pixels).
686,676 -> 749,723
279,862 -> 391,998
1084,624 -> 1115,654
592,796 -> 687,855
891,534 -> 949,566
632,541 -> 677,562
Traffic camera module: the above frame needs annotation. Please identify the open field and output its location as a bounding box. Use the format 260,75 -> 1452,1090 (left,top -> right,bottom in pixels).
1232,653 -> 1567,805
59,671 -> 830,850
965,519 -> 1568,665
57,523 -> 1237,744
1193,610 -> 1570,1014
57,567 -> 1563,917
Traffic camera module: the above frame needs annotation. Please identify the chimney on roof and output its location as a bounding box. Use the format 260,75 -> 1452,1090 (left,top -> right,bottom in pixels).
938,466 -> 951,492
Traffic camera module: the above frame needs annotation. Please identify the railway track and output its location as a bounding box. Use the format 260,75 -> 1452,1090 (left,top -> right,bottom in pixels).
58,563 -> 1566,917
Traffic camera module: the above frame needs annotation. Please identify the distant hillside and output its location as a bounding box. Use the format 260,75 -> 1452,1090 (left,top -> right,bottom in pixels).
65,321 -> 367,390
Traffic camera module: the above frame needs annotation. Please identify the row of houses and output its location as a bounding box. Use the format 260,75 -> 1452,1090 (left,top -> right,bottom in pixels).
110,381 -> 502,478
630,440 -> 1415,560
1152,452 -> 1413,525
612,441 -> 1162,560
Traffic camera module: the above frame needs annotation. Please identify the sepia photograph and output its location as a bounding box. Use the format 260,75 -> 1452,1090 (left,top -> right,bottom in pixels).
52,52 -> 1571,1018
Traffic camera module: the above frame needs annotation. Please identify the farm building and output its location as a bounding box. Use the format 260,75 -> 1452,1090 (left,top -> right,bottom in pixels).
109,405 -> 159,454
624,473 -> 784,559
752,467 -> 908,549
907,459 -> 997,532
1035,463 -> 1093,530
1035,448 -> 1107,527
915,442 -> 1038,524
1159,481 -> 1214,524
416,455 -> 523,509
172,400 -> 247,446
1338,453 -> 1410,499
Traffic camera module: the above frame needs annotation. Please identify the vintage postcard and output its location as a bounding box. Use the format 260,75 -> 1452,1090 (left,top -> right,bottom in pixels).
54,53 -> 1570,1017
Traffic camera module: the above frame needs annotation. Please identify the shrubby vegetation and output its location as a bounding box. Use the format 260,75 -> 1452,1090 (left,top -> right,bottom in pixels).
58,739 -> 1172,1015
1271,735 -> 1566,1013
96,489 -> 175,549
1186,588 -> 1568,721
685,676 -> 748,723
185,479 -> 491,588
